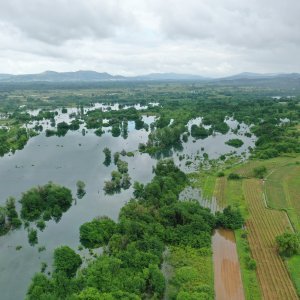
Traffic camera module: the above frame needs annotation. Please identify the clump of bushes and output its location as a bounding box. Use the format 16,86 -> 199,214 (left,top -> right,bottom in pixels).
20,182 -> 73,223
276,232 -> 300,257
228,173 -> 241,180
253,166 -> 267,178
216,206 -> 244,230
225,139 -> 244,148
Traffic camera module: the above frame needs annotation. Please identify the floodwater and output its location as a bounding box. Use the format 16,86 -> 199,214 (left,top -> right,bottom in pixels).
212,229 -> 245,300
0,116 -> 157,300
0,106 -> 253,299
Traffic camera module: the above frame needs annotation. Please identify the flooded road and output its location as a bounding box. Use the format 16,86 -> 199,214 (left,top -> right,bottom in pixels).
212,229 -> 245,300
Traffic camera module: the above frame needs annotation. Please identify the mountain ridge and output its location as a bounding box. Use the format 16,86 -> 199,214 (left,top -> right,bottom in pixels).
0,70 -> 299,82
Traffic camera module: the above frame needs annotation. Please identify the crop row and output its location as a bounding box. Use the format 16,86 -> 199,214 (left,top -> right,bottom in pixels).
243,179 -> 298,300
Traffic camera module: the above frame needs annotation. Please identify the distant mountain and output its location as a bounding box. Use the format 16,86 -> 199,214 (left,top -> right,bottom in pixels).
132,73 -> 209,81
0,71 -> 209,82
0,70 -> 125,82
0,70 -> 299,83
221,72 -> 300,80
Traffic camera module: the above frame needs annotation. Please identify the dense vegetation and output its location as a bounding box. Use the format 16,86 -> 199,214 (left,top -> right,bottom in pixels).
1,81 -> 299,160
276,232 -> 300,257
26,159 -> 242,299
103,158 -> 131,194
20,182 -> 73,223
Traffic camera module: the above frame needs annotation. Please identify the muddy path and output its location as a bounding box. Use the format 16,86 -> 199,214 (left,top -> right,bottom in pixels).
212,229 -> 245,300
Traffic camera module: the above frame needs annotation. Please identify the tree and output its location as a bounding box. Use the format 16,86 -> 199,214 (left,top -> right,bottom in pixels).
276,232 -> 300,257
26,273 -> 53,300
216,206 -> 244,230
190,124 -> 209,139
36,219 -> 46,231
78,287 -> 102,300
20,182 -> 73,222
80,217 -> 117,248
253,166 -> 267,178
0,207 -> 7,233
103,147 -> 111,166
76,180 -> 86,199
117,160 -> 128,174
228,173 -> 241,180
114,152 -> 120,164
121,173 -> 132,189
53,246 -> 82,278
111,123 -> 121,137
146,264 -> 165,297
28,228 -> 38,246
5,197 -> 18,221
225,138 -> 244,148
6,197 -> 22,229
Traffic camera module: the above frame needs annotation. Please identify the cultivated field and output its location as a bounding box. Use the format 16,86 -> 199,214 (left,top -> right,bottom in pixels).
213,177 -> 227,209
265,162 -> 300,231
243,179 -> 298,300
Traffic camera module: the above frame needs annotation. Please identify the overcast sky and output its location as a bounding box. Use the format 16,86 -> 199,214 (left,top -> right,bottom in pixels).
0,0 -> 299,76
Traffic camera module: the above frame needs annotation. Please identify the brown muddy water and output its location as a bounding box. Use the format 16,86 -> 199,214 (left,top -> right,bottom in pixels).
212,229 -> 245,300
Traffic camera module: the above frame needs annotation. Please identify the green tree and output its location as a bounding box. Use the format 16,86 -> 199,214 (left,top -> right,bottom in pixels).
28,228 -> 38,246
53,246 -> 82,278
103,147 -> 111,166
0,207 -> 7,233
76,180 -> 86,199
276,232 -> 300,257
80,217 -> 117,248
216,206 -> 244,230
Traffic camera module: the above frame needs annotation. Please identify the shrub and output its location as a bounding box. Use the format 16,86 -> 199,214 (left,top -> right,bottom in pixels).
253,166 -> 267,178
228,173 -> 241,180
216,206 -> 244,230
225,139 -> 244,148
276,232 -> 300,257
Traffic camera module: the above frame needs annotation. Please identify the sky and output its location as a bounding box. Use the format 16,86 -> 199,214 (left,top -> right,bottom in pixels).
0,0 -> 299,76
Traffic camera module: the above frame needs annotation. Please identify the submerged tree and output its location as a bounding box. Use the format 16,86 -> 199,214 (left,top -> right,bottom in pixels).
76,180 -> 86,199
103,147 -> 111,166
28,228 -> 38,246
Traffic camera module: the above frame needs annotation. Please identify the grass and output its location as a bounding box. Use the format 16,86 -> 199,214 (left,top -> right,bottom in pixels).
202,175 -> 217,199
235,228 -> 261,300
190,172 -> 216,199
213,177 -> 227,208
286,255 -> 300,297
166,246 -> 214,300
224,178 -> 248,217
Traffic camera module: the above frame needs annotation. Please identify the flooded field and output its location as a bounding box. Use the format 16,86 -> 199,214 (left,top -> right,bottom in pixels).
0,104 -> 254,299
212,229 -> 245,300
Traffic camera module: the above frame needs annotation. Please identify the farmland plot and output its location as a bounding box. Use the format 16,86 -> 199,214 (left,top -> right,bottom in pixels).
243,179 -> 298,300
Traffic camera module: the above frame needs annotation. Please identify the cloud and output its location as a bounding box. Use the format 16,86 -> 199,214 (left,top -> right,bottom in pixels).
0,0 -> 135,45
0,0 -> 299,75
149,0 -> 300,48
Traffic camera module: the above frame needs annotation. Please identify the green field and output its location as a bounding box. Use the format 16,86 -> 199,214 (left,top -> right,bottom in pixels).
166,246 -> 214,300
209,155 -> 300,299
235,229 -> 261,300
